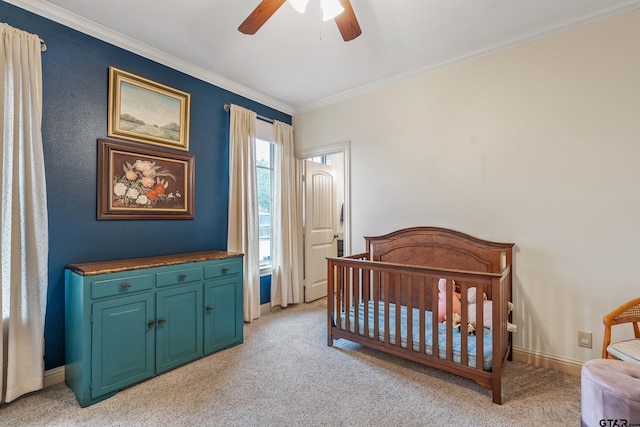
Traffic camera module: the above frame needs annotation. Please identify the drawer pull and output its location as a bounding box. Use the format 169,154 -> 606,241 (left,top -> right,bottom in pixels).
221,268 -> 229,273
206,306 -> 213,312
178,274 -> 188,280
120,283 -> 131,289
148,321 -> 156,328
157,319 -> 167,325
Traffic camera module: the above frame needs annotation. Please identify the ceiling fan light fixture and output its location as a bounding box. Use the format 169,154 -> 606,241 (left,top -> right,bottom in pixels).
288,0 -> 310,14
320,0 -> 344,21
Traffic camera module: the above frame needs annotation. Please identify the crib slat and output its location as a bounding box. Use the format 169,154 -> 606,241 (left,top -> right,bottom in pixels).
477,284 -> 484,368
343,266 -> 350,334
395,273 -> 401,346
445,280 -> 453,362
419,277 -> 426,355
374,269 -> 380,341
459,282 -> 468,367
335,264 -> 340,328
384,272 -> 390,345
352,266 -> 360,336
363,266 -> 370,339
406,275 -> 413,350
431,278 -> 439,359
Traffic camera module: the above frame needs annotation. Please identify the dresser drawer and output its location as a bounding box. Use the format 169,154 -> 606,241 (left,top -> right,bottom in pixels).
204,260 -> 242,279
156,267 -> 203,287
91,273 -> 154,299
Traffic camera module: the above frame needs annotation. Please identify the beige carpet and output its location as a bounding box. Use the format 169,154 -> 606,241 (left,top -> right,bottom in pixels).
0,298 -> 581,426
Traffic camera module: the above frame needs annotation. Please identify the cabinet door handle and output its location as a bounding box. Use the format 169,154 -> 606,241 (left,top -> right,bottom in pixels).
157,319 -> 167,325
221,268 -> 229,273
178,274 -> 187,280
205,306 -> 213,312
120,283 -> 131,289
148,321 -> 156,328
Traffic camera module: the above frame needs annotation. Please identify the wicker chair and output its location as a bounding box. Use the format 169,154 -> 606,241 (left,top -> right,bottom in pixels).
602,297 -> 640,363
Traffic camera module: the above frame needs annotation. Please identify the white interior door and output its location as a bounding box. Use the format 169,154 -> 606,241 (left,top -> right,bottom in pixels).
304,160 -> 337,302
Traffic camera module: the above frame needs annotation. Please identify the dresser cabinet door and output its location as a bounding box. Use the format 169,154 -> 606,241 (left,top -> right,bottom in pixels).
155,283 -> 203,373
91,293 -> 155,399
204,276 -> 242,354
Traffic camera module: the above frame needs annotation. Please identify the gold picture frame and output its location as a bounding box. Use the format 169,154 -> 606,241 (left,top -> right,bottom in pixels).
97,138 -> 194,220
108,67 -> 190,151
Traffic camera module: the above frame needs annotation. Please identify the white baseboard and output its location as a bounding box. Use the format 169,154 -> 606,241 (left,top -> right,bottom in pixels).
512,347 -> 582,376
44,365 -> 65,388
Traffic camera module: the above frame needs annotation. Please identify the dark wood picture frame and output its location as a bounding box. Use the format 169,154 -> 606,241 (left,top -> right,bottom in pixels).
97,138 -> 194,220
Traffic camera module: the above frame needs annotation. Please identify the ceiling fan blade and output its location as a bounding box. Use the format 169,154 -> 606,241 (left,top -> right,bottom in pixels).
334,0 -> 362,41
238,0 -> 287,35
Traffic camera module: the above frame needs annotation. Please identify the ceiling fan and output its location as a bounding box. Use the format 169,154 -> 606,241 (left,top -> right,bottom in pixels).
238,0 -> 362,42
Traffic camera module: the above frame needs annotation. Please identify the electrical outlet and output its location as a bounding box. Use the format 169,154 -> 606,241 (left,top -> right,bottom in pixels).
578,330 -> 592,349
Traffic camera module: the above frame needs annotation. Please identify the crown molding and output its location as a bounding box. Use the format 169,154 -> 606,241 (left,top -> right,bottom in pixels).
7,0 -> 639,116
4,0 -> 294,115
294,0 -> 640,114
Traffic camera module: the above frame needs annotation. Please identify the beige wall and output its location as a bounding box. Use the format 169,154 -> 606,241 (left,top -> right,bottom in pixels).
293,9 -> 640,365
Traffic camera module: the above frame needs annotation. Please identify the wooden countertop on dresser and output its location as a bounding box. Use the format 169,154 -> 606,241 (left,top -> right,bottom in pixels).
66,251 -> 244,276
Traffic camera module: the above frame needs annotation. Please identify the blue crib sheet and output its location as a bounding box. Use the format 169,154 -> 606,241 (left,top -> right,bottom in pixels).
340,301 -> 493,371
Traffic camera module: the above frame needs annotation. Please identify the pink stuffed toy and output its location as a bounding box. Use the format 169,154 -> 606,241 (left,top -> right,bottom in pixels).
437,278 -> 461,322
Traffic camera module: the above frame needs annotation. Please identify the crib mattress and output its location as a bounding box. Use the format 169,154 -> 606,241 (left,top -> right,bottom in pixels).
339,301 -> 493,371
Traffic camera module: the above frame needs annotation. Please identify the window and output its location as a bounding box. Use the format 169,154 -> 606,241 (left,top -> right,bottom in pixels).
309,155 -> 332,165
256,137 -> 273,272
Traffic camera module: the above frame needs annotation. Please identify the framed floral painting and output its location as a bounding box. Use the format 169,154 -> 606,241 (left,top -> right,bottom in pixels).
97,138 -> 194,219
108,67 -> 190,151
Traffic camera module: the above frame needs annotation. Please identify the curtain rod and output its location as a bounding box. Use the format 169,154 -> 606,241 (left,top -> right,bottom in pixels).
223,104 -> 273,124
40,38 -> 46,52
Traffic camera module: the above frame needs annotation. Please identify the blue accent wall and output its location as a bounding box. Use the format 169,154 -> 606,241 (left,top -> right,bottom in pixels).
1,2 -> 290,370
259,275 -> 272,306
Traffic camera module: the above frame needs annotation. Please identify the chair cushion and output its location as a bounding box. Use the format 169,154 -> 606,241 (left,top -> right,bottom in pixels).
607,339 -> 640,363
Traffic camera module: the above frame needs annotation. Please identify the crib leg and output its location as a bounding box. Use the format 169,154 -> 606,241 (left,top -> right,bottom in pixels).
492,389 -> 502,405
492,378 -> 502,404
328,311 -> 335,346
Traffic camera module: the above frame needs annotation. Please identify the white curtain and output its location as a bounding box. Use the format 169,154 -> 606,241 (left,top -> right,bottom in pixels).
270,121 -> 301,307
0,23 -> 48,403
227,104 -> 260,322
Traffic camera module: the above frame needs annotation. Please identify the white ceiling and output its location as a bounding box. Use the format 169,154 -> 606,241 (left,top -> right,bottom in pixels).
8,0 -> 640,114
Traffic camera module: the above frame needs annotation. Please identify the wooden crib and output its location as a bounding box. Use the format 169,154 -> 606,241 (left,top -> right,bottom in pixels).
327,227 -> 514,404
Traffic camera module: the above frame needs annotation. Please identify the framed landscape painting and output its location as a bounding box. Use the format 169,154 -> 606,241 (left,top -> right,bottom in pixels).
97,138 -> 194,220
108,67 -> 190,151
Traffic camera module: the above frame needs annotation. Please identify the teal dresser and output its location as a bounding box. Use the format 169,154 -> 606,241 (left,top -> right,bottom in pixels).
65,251 -> 243,407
